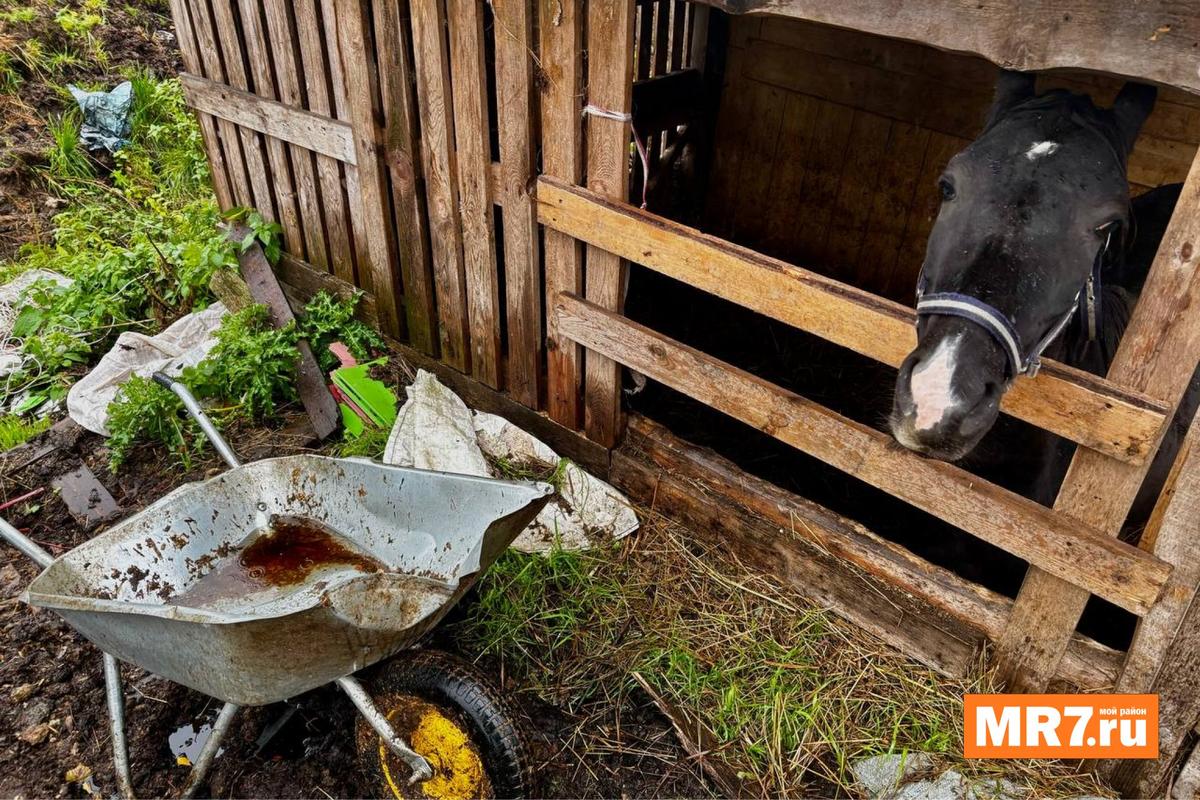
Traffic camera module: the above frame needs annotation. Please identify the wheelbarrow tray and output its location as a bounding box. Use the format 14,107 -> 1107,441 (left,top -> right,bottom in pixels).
26,454 -> 551,706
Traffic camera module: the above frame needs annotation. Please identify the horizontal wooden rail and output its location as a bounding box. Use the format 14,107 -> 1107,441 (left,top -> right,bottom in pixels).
536,177 -> 1169,465
180,73 -> 357,165
554,293 -> 1172,615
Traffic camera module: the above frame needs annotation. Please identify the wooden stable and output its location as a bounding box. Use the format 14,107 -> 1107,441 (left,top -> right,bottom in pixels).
168,0 -> 1200,793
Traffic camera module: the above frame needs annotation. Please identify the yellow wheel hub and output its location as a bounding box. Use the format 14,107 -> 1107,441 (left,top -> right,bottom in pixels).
372,694 -> 491,800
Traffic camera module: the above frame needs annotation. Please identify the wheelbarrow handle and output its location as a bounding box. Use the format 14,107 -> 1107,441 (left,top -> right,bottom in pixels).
152,372 -> 242,470
0,515 -> 53,568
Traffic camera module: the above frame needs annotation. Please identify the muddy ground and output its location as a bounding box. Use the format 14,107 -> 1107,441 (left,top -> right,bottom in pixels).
0,407 -> 707,799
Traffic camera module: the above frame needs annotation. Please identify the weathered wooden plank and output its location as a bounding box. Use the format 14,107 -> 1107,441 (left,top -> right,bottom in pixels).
539,0 -> 585,427
1106,593 -> 1200,796
228,226 -> 338,439
823,111 -> 891,285
262,0 -> 330,271
997,147 -> 1200,692
448,0 -> 501,389
186,0 -> 254,208
292,0 -> 357,285
493,0 -> 543,409
333,0 -> 405,337
555,293 -> 1172,615
536,177 -> 1170,465
689,0 -> 1200,96
208,0 -> 281,221
321,0 -> 372,291
180,74 -> 356,164
233,0 -> 305,257
1098,406 -> 1200,789
611,442 -> 984,678
582,0 -> 636,446
625,414 -> 1122,691
167,0 -> 235,209
409,0 -> 470,372
371,0 -> 437,352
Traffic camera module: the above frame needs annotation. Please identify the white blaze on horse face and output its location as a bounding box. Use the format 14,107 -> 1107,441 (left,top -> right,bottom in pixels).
910,335 -> 962,431
1025,140 -> 1060,160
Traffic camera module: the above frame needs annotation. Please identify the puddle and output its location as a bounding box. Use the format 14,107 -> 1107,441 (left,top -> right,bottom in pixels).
169,712 -> 224,766
170,516 -> 384,607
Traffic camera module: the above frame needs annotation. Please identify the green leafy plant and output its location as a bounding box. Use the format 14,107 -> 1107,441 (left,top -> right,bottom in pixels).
0,414 -> 51,451
105,304 -> 300,469
300,290 -> 384,371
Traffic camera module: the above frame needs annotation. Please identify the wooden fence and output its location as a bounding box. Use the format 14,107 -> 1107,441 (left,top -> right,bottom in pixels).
169,0 -> 1200,793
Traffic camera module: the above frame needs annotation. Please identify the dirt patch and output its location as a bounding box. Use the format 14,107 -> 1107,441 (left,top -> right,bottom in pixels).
0,1 -> 181,261
0,406 -> 705,798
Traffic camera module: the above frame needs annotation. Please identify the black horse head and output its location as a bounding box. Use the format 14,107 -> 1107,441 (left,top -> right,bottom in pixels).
890,71 -> 1156,461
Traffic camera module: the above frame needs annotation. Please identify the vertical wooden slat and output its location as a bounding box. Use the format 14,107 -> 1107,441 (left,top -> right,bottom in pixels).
688,4 -> 709,72
668,0 -> 686,71
492,0 -> 543,408
996,146 -> 1200,692
188,0 -> 254,208
293,0 -> 358,285
333,0 -> 406,337
235,0 -> 306,259
208,0 -> 280,220
582,0 -> 636,445
321,0 -> 372,290
168,0 -> 235,209
540,0 -> 585,426
410,0 -> 471,372
263,0 -> 331,271
449,0 -> 502,387
373,0 -> 438,353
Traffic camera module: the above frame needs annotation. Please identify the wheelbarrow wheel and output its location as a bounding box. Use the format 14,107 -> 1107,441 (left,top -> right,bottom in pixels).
355,648 -> 530,800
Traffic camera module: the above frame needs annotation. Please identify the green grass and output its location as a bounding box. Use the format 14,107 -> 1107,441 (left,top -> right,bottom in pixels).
332,424 -> 391,459
0,414 -> 50,450
451,521 -> 1113,796
45,110 -> 93,185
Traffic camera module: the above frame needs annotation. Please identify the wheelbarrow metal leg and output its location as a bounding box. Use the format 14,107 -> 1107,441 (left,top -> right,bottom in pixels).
180,701 -> 239,799
337,675 -> 433,784
104,654 -> 135,800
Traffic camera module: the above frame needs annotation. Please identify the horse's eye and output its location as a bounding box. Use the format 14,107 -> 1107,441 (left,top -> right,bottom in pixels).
939,178 -> 956,202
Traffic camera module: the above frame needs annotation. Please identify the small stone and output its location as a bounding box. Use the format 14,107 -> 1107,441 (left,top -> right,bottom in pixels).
16,698 -> 51,729
153,29 -> 176,45
17,722 -> 52,745
9,683 -> 36,703
852,752 -> 935,797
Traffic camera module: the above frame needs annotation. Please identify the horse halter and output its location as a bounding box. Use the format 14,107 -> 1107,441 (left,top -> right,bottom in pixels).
915,225 -> 1115,378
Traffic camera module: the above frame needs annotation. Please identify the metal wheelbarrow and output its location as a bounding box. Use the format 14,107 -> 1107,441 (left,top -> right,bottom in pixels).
0,373 -> 552,798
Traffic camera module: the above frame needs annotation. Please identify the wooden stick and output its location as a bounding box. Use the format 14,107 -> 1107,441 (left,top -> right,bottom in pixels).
555,292 -> 1171,615
536,176 -> 1169,465
997,146 -> 1200,692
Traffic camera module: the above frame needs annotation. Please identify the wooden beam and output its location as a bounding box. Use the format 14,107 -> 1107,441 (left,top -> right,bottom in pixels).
582,0 -> 637,446
539,0 -> 586,428
536,177 -> 1169,465
554,293 -> 1172,615
493,0 -> 543,409
180,73 -> 356,166
450,0 -> 502,388
1102,406 -> 1200,790
333,0 -> 405,339
371,0 -> 437,353
612,442 -> 985,678
623,414 -> 1121,691
997,147 -> 1200,692
689,0 -> 1200,96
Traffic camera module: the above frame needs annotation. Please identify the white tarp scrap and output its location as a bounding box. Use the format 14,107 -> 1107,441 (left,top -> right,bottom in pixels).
384,369 -> 638,553
67,303 -> 227,435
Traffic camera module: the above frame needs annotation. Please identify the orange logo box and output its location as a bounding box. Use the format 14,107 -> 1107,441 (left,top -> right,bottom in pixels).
964,694 -> 1158,759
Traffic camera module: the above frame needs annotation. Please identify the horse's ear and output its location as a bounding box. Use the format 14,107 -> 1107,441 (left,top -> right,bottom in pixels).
1112,82 -> 1157,154
986,70 -> 1037,125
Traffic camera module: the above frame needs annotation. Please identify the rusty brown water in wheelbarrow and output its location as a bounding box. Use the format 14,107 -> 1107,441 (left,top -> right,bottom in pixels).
170,516 -> 385,608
